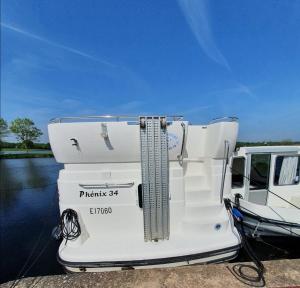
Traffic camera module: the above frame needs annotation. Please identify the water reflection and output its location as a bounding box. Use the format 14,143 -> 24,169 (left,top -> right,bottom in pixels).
0,158 -> 64,284
25,159 -> 51,189
0,160 -> 23,208
0,159 -> 60,208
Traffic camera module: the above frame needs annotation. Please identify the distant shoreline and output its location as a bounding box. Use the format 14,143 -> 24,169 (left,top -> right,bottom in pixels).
0,153 -> 54,159
0,148 -> 53,159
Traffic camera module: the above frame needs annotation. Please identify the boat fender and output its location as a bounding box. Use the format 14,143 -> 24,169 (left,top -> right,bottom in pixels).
232,208 -> 243,222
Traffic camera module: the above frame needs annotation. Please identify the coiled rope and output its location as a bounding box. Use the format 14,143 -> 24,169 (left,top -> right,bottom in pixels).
59,209 -> 81,244
225,199 -> 266,287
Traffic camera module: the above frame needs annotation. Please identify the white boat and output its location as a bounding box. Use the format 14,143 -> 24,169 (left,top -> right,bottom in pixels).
230,146 -> 300,237
48,115 -> 241,272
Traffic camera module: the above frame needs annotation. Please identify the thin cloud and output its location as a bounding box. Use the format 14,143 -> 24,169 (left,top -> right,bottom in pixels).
1,22 -> 115,67
1,22 -> 151,94
183,105 -> 212,115
177,0 -> 230,70
116,101 -> 144,112
210,83 -> 257,100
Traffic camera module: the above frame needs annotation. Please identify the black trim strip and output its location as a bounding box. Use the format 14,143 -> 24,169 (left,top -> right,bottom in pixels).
57,244 -> 240,268
241,209 -> 300,228
242,219 -> 300,236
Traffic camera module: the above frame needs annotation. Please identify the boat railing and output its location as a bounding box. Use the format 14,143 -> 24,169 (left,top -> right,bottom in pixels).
49,115 -> 184,123
49,115 -> 239,125
220,140 -> 230,203
209,117 -> 238,124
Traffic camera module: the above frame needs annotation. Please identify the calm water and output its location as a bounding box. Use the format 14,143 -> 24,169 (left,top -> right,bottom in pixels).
0,158 -> 63,284
0,158 -> 299,284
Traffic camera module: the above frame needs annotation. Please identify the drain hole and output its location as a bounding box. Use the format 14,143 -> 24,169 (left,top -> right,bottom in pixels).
215,223 -> 222,230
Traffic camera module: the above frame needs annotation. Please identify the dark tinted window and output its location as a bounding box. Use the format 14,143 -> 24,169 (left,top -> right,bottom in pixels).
250,154 -> 271,190
274,156 -> 300,186
232,157 -> 245,188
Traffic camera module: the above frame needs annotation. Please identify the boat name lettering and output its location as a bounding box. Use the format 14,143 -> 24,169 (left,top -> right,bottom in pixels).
80,190 -> 119,198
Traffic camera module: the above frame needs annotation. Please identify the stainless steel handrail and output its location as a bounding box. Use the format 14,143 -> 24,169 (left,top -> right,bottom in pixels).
49,115 -> 184,123
177,122 -> 186,165
79,182 -> 135,189
50,114 -> 239,124
209,117 -> 238,124
220,140 -> 230,203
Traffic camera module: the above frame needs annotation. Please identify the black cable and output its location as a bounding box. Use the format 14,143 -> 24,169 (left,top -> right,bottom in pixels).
225,202 -> 265,287
233,221 -> 265,284
59,209 -> 81,244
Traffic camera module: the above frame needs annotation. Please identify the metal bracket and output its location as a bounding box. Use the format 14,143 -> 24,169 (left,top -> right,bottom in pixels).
101,123 -> 109,139
252,220 -> 261,238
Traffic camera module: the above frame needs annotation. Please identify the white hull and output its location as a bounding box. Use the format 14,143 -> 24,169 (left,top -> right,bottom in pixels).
237,200 -> 300,237
61,248 -> 239,272
48,116 -> 241,271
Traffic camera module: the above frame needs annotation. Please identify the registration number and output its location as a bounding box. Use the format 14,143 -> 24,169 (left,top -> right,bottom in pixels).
89,207 -> 112,215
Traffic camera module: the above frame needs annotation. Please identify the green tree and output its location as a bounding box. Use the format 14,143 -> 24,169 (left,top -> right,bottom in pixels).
0,118 -> 9,142
10,118 -> 43,150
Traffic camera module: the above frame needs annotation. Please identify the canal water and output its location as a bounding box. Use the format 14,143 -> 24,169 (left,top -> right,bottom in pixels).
0,158 -> 63,284
0,158 -> 299,284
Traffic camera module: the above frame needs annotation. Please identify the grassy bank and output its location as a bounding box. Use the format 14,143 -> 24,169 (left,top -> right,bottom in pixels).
0,142 -> 53,158
1,148 -> 50,152
236,141 -> 300,147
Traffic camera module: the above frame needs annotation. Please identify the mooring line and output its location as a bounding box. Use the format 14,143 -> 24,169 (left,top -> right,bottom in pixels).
9,187 -> 58,288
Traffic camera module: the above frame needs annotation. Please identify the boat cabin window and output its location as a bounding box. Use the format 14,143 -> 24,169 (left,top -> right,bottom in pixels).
231,157 -> 245,188
274,156 -> 300,186
250,154 -> 271,190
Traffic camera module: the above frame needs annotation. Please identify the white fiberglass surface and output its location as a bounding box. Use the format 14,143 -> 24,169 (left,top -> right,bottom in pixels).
48,121 -> 238,163
51,119 -> 240,265
239,199 -> 300,223
64,251 -> 238,272
59,228 -> 239,262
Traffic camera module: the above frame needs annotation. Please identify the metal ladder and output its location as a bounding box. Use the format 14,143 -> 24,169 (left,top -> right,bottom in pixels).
140,116 -> 170,241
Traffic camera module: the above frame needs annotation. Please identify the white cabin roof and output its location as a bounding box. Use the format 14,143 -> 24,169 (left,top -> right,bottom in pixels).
235,146 -> 300,156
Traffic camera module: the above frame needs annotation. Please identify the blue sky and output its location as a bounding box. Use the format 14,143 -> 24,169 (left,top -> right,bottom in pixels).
1,0 -> 300,142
